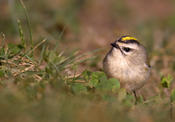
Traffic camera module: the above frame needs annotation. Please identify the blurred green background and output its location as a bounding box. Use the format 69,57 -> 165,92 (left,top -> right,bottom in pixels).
0,0 -> 175,122
1,0 -> 175,51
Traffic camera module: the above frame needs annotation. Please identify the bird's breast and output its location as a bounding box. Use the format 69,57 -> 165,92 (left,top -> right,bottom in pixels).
103,54 -> 150,91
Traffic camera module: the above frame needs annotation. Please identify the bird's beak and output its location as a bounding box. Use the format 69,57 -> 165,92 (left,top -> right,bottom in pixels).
111,43 -> 119,48
111,42 -> 125,56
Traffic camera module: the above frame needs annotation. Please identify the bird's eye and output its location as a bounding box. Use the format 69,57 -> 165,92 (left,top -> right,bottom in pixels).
122,47 -> 131,52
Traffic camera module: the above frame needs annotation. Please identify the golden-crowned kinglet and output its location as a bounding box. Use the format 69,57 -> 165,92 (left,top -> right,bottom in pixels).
103,36 -> 151,93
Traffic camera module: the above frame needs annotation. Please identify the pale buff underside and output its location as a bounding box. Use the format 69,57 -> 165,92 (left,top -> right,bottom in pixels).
103,49 -> 150,92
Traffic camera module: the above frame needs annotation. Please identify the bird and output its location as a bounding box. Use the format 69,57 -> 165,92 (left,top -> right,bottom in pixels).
103,35 -> 151,99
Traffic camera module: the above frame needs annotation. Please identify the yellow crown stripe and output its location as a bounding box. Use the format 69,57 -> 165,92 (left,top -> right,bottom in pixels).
121,37 -> 137,42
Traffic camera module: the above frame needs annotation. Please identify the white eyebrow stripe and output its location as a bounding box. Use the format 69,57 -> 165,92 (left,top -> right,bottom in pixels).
118,43 -> 138,49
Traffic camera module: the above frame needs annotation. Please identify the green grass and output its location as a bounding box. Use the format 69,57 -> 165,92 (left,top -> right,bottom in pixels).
0,22 -> 175,122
